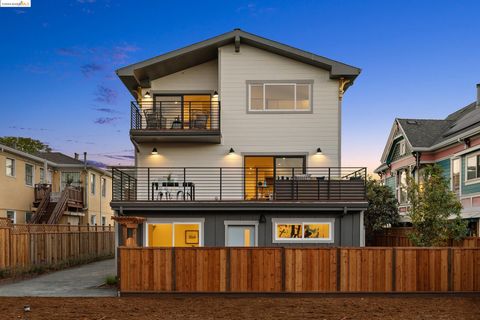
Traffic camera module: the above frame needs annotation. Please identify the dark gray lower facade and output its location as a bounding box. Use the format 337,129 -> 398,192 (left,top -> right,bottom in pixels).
116,208 -> 365,247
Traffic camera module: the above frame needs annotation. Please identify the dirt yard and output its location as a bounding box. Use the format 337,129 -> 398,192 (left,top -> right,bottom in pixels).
0,295 -> 478,319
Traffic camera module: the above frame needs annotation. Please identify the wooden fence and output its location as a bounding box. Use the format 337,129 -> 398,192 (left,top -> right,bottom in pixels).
369,228 -> 480,247
0,218 -> 115,271
118,247 -> 480,293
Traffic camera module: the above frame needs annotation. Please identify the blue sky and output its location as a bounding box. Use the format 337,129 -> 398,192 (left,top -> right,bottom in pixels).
0,0 -> 479,172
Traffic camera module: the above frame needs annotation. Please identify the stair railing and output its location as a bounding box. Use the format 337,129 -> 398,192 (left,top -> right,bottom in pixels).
47,187 -> 69,224
31,187 -> 51,224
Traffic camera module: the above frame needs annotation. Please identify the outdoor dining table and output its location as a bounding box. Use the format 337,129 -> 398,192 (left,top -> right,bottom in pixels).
151,181 -> 195,200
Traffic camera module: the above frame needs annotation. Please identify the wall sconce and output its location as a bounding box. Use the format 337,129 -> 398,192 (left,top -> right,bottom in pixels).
316,147 -> 323,155
151,147 -> 158,155
144,91 -> 151,99
213,91 -> 219,98
228,147 -> 235,154
259,214 -> 266,223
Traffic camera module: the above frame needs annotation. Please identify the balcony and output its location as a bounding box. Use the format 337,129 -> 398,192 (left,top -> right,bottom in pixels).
130,100 -> 221,143
111,167 -> 367,209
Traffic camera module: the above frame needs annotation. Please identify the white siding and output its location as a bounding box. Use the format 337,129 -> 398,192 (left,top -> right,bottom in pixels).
137,44 -> 340,168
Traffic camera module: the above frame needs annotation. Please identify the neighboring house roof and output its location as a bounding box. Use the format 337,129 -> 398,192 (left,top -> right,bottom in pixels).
117,28 -> 361,95
0,143 -> 57,166
35,152 -> 85,165
376,101 -> 479,172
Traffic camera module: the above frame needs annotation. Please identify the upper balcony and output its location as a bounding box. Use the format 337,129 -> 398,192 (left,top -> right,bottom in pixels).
110,167 -> 367,210
130,99 -> 221,144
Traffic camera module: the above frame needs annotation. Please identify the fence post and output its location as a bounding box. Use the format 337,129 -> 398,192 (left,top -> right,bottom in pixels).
336,248 -> 341,292
172,248 -> 176,292
281,247 -> 286,292
392,248 -> 396,292
226,247 -> 230,292
448,248 -> 453,292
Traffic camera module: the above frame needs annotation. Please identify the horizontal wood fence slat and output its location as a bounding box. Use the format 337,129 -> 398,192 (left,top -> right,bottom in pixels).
119,247 -> 480,293
0,222 -> 115,272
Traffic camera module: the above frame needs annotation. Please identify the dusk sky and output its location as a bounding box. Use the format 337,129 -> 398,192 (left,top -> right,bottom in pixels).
1,0 -> 479,173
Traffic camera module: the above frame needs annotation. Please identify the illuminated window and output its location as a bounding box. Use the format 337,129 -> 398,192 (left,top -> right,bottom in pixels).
273,219 -> 333,243
147,221 -> 202,247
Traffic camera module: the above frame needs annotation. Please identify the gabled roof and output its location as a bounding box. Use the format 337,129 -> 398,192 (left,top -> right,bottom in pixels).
376,101 -> 479,172
116,29 -> 361,95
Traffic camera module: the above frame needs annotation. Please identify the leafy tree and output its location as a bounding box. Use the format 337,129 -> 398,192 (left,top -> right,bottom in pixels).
364,178 -> 399,242
406,164 -> 467,246
0,136 -> 51,154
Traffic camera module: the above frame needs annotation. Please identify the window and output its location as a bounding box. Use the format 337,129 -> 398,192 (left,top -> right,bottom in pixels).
452,158 -> 461,195
61,172 -> 81,190
6,158 -> 15,177
39,168 -> 45,183
248,82 -> 312,112
25,212 -> 33,223
466,154 -> 480,181
147,221 -> 203,247
272,219 -> 333,243
396,168 -> 408,204
101,216 -> 106,226
90,215 -> 96,225
25,164 -> 34,186
399,141 -> 406,156
90,173 -> 96,194
6,210 -> 16,224
101,177 -> 106,197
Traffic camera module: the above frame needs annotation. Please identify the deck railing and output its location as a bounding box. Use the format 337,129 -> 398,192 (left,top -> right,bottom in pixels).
111,167 -> 367,202
131,100 -> 220,131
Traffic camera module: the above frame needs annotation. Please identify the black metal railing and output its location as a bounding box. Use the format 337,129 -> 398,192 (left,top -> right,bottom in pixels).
130,101 -> 220,131
112,167 -> 367,202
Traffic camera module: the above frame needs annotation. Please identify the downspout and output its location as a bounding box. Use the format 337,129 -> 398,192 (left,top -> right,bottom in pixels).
83,152 -> 89,212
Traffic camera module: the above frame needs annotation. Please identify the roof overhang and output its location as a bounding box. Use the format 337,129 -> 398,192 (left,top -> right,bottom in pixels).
116,29 -> 361,97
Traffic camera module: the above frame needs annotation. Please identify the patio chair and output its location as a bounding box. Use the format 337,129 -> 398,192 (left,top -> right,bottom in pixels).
192,113 -> 209,129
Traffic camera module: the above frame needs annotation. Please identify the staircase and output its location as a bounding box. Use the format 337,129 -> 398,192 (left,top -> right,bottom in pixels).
31,186 -> 82,224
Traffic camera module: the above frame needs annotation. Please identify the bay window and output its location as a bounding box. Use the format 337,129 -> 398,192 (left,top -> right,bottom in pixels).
248,81 -> 312,112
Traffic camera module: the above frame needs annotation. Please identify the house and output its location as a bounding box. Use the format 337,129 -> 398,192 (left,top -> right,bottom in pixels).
375,84 -> 480,236
0,143 -> 114,225
111,29 -> 367,248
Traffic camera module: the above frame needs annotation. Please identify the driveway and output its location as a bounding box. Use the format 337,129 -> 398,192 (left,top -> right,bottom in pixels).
0,259 -> 117,297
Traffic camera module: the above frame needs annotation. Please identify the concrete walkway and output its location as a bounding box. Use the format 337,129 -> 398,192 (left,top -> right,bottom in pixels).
0,259 -> 117,297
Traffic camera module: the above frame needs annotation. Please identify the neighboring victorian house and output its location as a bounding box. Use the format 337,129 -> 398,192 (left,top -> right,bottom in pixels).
112,29 -> 367,247
0,144 -> 114,226
375,84 -> 480,236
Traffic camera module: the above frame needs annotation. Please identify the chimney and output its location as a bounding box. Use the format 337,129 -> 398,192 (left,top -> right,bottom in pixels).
477,83 -> 480,108
74,153 -> 79,160
83,152 -> 87,169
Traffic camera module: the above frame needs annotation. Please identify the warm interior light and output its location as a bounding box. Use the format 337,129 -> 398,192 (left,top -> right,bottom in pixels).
213,91 -> 219,98
316,147 -> 323,155
151,147 -> 158,155
144,91 -> 151,99
229,147 -> 235,154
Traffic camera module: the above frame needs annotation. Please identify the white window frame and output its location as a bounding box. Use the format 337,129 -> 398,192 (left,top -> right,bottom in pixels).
90,214 -> 96,225
451,157 -> 461,195
272,218 -> 334,243
6,210 -> 16,224
399,140 -> 406,156
224,220 -> 259,247
247,81 -> 312,112
25,163 -> 34,187
39,167 -> 45,183
90,173 -> 96,195
101,216 -> 106,226
144,218 -> 205,247
465,152 -> 480,184
6,158 -> 15,177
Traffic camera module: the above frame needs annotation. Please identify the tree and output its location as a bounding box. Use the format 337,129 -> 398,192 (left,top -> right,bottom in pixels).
406,164 -> 468,246
364,178 -> 399,242
0,136 -> 51,154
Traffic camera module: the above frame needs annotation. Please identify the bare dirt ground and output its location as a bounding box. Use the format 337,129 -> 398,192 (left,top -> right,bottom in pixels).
0,295 -> 479,319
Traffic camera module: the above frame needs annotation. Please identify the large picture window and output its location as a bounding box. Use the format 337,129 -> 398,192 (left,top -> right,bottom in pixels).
248,82 -> 312,112
61,172 -> 81,190
147,220 -> 203,247
272,219 -> 333,243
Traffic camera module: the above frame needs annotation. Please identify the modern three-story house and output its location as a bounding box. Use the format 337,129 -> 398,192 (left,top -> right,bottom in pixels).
375,84 -> 480,236
111,29 -> 367,247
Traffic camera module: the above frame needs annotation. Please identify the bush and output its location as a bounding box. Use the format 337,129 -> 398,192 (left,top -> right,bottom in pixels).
105,275 -> 118,286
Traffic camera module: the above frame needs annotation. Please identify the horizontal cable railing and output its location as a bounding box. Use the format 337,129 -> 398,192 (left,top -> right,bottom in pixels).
131,101 -> 220,131
112,167 -> 367,202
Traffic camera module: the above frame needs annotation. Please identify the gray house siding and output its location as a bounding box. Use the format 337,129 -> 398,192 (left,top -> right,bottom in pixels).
118,210 -> 362,247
